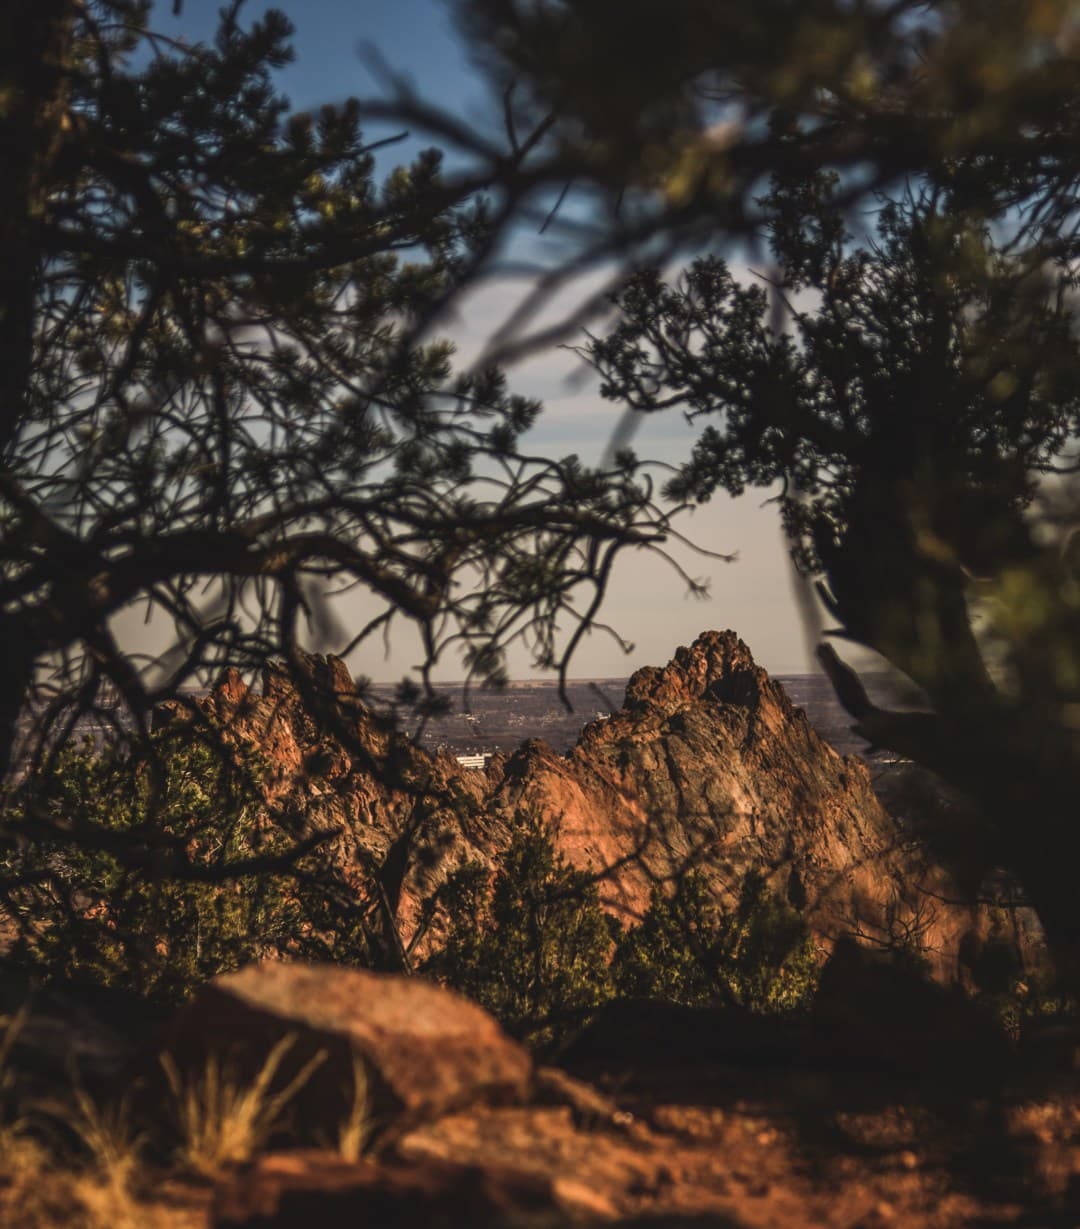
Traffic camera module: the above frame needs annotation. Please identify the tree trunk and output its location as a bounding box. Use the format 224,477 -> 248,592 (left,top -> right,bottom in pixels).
0,622 -> 35,782
0,4 -> 75,782
819,641 -> 1080,982
0,0 -> 74,453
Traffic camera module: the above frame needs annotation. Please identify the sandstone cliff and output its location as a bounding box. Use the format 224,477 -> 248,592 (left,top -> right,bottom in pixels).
178,631 -> 1036,980
486,631 -> 1031,980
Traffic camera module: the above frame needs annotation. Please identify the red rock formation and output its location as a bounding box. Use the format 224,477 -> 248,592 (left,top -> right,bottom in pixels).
157,654 -> 498,938
488,631 -> 1026,980
174,634 -> 1038,981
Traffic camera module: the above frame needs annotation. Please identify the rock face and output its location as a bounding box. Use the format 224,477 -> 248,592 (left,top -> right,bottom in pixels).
157,656 -> 501,941
487,631 -> 1017,980
178,631 -> 1035,981
165,963 -> 533,1131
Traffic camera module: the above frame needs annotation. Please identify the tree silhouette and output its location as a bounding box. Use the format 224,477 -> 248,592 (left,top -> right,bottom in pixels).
362,2 -> 1080,980
0,2 -> 685,880
584,182 -> 1080,977
352,1 -> 1080,362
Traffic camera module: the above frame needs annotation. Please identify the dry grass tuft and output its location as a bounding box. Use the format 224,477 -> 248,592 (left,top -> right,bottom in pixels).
160,1034 -> 325,1176
31,1067 -> 146,1228
0,1004 -> 29,1145
0,1008 -> 199,1228
0,1007 -> 59,1224
0,1117 -> 49,1188
1,1089 -> 147,1229
0,1012 -> 365,1225
62,1079 -> 144,1189
336,1052 -> 372,1163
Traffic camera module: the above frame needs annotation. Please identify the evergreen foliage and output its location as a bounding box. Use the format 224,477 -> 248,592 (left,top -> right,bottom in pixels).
581,179 -> 1080,976
612,870 -> 818,1013
424,816 -> 615,1047
427,822 -> 818,1045
6,732 -> 819,1024
0,0 -> 680,910
398,0 -> 1080,982
1,730 -> 373,1001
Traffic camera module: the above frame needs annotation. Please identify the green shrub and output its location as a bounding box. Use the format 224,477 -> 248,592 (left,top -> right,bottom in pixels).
1,730 -> 371,1001
425,821 -> 819,1043
612,869 -> 819,1013
4,728 -> 819,1025
424,815 -> 615,1047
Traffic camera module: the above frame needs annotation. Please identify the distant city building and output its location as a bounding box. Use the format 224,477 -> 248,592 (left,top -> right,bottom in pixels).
455,753 -> 491,770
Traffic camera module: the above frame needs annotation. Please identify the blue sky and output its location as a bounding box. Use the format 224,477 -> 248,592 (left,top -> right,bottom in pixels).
169,0 -> 480,115
154,0 -> 815,680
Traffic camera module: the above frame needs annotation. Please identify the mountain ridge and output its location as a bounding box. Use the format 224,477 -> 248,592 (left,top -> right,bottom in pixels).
168,630 -> 1041,981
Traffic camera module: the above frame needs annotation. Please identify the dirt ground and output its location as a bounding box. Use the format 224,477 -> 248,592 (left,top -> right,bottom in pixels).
6,1051 -> 1080,1228
393,1055 -> 1080,1228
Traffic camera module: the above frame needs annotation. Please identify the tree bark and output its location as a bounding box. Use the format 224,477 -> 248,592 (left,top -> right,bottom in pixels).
819,642 -> 1080,981
0,0 -> 75,454
0,621 -> 35,783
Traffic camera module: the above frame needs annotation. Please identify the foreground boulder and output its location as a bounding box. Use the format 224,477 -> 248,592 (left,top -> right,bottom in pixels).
164,963 -> 532,1135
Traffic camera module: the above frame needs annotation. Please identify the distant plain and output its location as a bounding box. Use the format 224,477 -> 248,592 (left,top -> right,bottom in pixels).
367,674 -> 886,760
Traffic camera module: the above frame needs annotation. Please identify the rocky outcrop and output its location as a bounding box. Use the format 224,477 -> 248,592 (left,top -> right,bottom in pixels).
156,655 -> 501,941
165,963 -> 533,1132
175,632 -> 1038,981
486,631 -> 1025,980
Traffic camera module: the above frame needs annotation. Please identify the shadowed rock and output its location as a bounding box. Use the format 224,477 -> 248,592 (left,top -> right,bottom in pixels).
164,963 -> 533,1136
810,937 -> 1013,1079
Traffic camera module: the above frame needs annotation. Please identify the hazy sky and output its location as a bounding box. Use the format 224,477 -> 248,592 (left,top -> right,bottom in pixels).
153,0 -> 816,680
